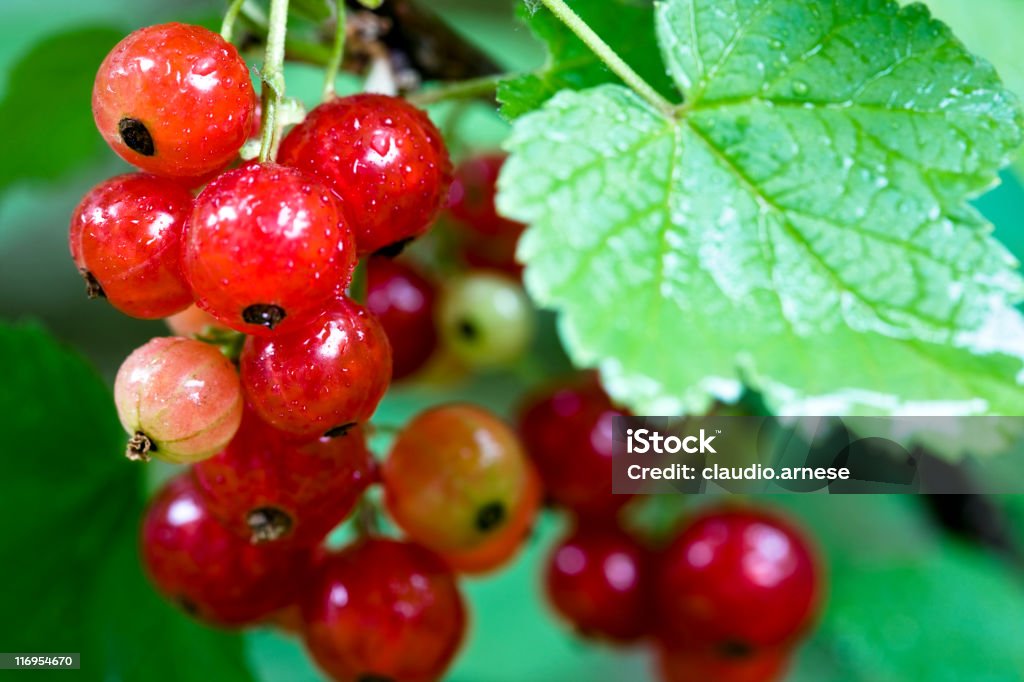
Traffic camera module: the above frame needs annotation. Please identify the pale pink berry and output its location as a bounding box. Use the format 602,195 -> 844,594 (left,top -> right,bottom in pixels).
114,337 -> 243,463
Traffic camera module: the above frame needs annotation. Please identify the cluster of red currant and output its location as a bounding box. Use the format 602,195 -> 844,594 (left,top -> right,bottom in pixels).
521,377 -> 822,681
69,20 -> 542,682
69,19 -> 822,682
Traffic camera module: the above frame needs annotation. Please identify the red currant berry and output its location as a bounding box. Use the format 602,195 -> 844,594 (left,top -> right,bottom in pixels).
249,102 -> 262,140
165,304 -> 233,338
366,257 -> 438,380
240,297 -> 392,437
657,646 -> 790,682
302,538 -> 466,682
460,227 -> 524,280
545,523 -> 651,643
193,408 -> 373,547
114,337 -> 243,463
443,464 -> 541,575
278,94 -> 452,255
447,153 -> 523,237
142,475 -> 310,627
382,405 -> 538,565
273,604 -> 305,637
93,23 -> 256,179
69,173 -> 193,318
183,162 -> 356,335
447,154 -> 525,278
518,374 -> 629,516
656,508 -> 821,651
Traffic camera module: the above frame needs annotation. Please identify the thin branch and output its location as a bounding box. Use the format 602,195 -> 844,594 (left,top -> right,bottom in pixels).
323,1 -> 348,100
220,0 -> 248,42
407,73 -> 502,107
258,0 -> 290,162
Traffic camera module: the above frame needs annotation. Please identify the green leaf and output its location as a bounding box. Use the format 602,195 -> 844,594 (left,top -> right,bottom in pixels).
497,0 -> 678,119
0,26 -> 122,196
0,323 -> 253,682
499,0 -> 1024,416
919,0 -> 1024,178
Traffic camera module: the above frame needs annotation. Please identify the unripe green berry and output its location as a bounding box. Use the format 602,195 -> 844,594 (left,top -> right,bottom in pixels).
437,272 -> 534,368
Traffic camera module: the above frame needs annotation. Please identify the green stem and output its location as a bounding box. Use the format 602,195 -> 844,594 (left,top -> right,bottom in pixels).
220,0 -> 248,42
538,0 -> 674,114
195,328 -> 246,363
355,497 -> 383,537
407,73 -> 503,107
259,0 -> 290,163
323,2 -> 347,100
348,260 -> 368,304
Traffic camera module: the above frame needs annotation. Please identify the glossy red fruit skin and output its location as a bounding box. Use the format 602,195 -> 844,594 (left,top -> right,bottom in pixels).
141,475 -> 311,627
657,646 -> 790,682
278,94 -> 452,255
545,524 -> 651,643
183,162 -> 356,336
656,508 -> 821,650
518,375 -> 630,517
93,23 -> 255,179
249,102 -> 262,139
240,297 -> 392,437
302,539 -> 467,682
193,409 -> 374,547
69,173 -> 193,318
366,257 -> 437,380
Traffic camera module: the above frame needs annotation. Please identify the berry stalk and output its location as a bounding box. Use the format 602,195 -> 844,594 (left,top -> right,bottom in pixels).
220,0 -> 248,42
259,0 -> 290,162
322,1 -> 346,100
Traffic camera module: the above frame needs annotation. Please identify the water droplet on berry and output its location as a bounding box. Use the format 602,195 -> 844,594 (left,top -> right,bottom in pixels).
370,132 -> 393,157
193,57 -> 217,76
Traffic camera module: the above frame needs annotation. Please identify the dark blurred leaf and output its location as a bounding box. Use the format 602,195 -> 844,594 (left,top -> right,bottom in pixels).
793,542 -> 1024,681
767,496 -> 1024,681
0,323 -> 253,682
292,0 -> 335,23
0,26 -> 122,197
497,0 -> 678,119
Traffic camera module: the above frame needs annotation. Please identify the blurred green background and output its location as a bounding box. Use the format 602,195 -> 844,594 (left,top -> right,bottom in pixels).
3,1 -> 1024,680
